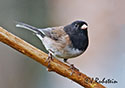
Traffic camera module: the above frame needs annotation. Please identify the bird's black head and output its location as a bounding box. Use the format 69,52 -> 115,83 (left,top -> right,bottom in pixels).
64,20 -> 88,36
71,20 -> 88,31
64,20 -> 88,35
64,20 -> 89,51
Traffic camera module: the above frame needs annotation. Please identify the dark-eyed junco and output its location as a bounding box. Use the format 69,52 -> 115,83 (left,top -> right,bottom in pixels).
16,20 -> 89,73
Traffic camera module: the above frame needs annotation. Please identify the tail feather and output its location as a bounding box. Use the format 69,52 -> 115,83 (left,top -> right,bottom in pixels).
16,22 -> 45,37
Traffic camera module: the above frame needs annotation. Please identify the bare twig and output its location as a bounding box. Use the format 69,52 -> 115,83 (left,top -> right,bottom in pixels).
0,27 -> 106,88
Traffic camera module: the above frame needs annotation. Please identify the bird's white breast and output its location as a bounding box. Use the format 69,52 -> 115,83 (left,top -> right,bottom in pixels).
55,46 -> 83,59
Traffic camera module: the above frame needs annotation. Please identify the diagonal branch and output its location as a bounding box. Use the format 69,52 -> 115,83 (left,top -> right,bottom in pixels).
0,27 -> 106,88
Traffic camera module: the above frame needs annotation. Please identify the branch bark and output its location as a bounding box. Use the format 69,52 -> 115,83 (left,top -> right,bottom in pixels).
0,27 -> 106,88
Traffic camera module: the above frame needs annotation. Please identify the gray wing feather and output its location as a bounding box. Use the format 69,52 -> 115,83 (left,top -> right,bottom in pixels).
16,22 -> 65,40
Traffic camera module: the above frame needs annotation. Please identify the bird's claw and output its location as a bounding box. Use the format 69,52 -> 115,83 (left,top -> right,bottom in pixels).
45,53 -> 53,67
68,64 -> 79,75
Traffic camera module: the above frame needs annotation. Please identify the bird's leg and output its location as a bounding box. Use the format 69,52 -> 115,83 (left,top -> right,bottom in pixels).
45,53 -> 53,66
63,59 -> 79,75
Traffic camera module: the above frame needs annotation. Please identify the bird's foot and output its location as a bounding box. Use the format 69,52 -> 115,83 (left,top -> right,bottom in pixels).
69,64 -> 79,75
45,53 -> 53,67
63,59 -> 79,75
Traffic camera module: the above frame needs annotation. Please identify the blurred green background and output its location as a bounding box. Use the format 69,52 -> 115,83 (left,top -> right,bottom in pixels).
0,0 -> 125,88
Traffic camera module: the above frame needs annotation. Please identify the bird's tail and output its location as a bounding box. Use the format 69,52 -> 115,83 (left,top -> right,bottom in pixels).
16,22 -> 40,33
16,22 -> 45,37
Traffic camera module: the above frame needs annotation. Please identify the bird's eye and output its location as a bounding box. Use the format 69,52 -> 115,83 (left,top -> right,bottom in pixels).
74,24 -> 79,28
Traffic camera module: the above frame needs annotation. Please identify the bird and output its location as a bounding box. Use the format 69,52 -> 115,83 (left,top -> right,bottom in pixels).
16,20 -> 89,74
